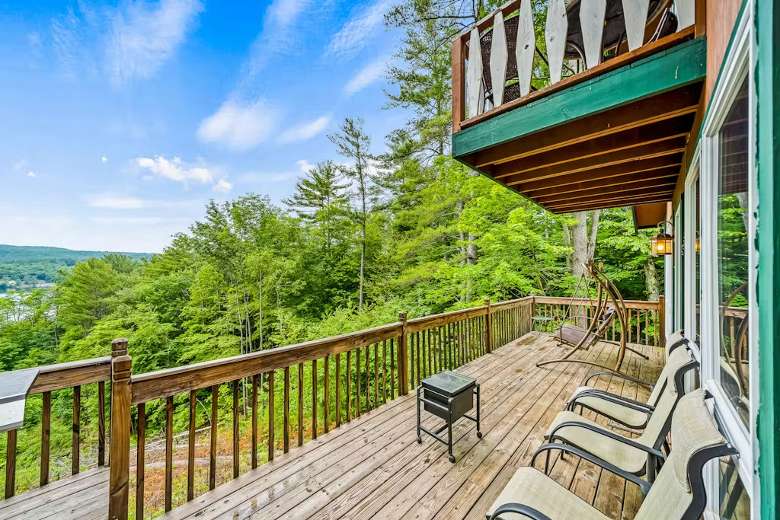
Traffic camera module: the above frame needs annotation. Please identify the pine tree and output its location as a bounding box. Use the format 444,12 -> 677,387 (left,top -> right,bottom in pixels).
329,118 -> 374,310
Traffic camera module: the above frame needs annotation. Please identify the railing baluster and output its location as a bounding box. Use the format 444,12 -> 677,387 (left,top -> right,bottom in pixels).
364,345 -> 370,411
623,0 -> 650,51
136,402 -> 145,520
251,375 -> 259,469
356,349 -> 362,417
165,395 -> 173,512
40,391 -> 50,486
373,344 -> 379,407
209,385 -> 218,490
465,28 -> 483,118
346,350 -> 352,422
232,381 -> 240,477
283,366 -> 290,452
98,381 -> 106,467
390,339 -> 396,398
382,341 -> 388,403
297,363 -> 304,446
336,353 -> 342,427
516,0 -> 534,96
324,355 -> 331,433
72,385 -> 80,475
312,359 -> 318,440
188,390 -> 196,500
268,371 -> 275,462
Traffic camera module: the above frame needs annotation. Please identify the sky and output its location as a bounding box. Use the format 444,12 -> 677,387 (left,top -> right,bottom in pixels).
0,0 -> 407,253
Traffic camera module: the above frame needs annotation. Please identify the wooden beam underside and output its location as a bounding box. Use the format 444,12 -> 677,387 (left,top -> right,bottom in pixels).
457,83 -> 703,213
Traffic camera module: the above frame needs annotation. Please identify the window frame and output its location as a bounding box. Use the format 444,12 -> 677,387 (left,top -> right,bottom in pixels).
696,3 -> 758,516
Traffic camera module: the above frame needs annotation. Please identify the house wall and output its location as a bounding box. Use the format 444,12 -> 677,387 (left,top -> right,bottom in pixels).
705,0 -> 743,102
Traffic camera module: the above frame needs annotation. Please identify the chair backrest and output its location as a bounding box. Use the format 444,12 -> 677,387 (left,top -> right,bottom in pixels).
646,345 -> 695,407
666,330 -> 689,357
635,389 -> 733,520
638,348 -> 698,449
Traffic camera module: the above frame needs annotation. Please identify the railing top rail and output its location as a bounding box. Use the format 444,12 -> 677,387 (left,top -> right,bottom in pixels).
30,356 -> 111,394
131,322 -> 403,404
532,296 -> 661,310
455,0 -> 518,40
405,296 -> 532,333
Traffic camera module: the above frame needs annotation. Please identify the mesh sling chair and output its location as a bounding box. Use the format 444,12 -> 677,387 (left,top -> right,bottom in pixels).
485,389 -> 736,520
537,347 -> 698,481
565,334 -> 693,429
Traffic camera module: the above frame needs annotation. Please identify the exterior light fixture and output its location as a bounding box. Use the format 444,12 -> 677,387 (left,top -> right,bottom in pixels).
650,221 -> 673,256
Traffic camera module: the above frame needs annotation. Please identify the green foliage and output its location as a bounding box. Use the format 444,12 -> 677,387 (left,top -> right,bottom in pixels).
0,0 -> 665,503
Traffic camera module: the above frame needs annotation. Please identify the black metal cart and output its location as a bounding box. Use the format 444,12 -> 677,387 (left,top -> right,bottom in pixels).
416,371 -> 481,463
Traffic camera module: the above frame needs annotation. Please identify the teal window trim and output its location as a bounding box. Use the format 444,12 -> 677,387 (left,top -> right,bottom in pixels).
755,0 -> 780,518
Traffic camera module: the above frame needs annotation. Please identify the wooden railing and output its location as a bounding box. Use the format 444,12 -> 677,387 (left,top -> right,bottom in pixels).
532,296 -> 665,347
451,0 -> 700,131
109,297 -> 534,519
3,357 -> 110,499
1,295 -> 666,518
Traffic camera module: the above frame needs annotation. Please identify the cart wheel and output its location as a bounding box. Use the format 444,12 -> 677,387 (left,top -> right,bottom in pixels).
449,455 -> 456,463
477,431 -> 483,439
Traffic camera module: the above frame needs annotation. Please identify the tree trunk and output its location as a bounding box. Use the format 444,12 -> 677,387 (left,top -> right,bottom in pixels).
570,211 -> 589,281
644,258 -> 660,300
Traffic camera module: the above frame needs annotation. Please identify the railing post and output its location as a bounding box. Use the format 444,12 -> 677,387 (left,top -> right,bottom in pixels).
109,339 -> 131,520
398,313 -> 408,395
484,299 -> 493,353
657,296 -> 666,348
451,35 -> 465,133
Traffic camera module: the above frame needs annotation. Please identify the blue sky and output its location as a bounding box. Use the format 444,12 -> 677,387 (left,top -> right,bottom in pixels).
0,0 -> 407,253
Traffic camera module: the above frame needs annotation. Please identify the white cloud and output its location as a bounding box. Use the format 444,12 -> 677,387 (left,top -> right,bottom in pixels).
26,171 -> 37,178
106,0 -> 203,85
344,57 -> 388,95
326,0 -> 393,59
135,155 -> 215,185
101,155 -> 109,164
88,195 -> 145,209
240,0 -> 311,81
212,179 -> 233,193
279,115 -> 331,144
296,159 -> 314,173
198,99 -> 280,151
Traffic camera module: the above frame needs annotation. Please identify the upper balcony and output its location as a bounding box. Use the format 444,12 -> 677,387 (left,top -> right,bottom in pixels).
451,0 -> 705,226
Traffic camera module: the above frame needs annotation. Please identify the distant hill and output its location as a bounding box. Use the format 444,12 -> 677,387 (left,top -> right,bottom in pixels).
0,244 -> 151,292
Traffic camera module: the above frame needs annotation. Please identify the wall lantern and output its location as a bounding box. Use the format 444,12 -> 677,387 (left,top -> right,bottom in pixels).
650,221 -> 673,256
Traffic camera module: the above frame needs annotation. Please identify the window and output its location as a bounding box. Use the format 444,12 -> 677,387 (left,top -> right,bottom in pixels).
716,77 -> 750,427
719,457 -> 751,519
674,203 -> 684,330
694,175 -> 701,345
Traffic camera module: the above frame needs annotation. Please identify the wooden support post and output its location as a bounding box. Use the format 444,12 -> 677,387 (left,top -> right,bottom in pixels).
658,295 -> 666,349
451,36 -> 465,133
398,313 -> 408,395
108,338 -> 131,520
5,429 -> 16,499
484,299 -> 493,353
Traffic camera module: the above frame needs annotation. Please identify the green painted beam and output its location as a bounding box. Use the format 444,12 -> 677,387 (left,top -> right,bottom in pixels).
756,0 -> 779,518
452,37 -> 707,158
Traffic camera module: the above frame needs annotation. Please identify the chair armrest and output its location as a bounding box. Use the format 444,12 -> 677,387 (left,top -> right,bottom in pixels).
569,389 -> 653,413
531,443 -> 652,495
584,371 -> 654,389
548,420 -> 666,461
489,503 -> 553,520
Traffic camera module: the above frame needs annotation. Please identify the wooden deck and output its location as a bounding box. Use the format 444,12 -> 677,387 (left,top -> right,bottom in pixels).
167,332 -> 662,520
0,332 -> 663,519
